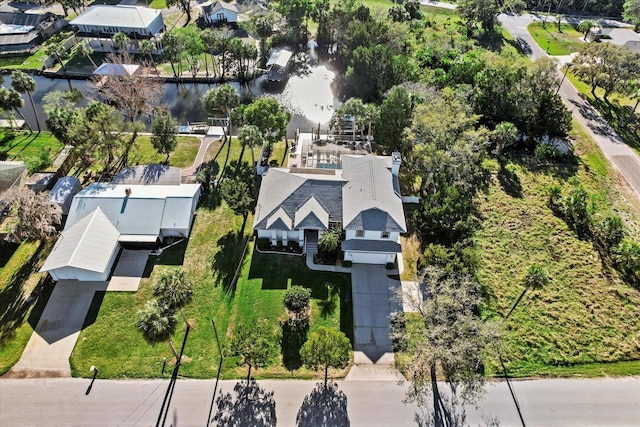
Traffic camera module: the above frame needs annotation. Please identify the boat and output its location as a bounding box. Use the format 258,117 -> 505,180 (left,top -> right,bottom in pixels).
266,49 -> 293,82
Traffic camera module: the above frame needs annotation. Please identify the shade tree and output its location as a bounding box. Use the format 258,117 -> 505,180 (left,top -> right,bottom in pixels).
151,110 -> 178,161
2,187 -> 62,244
230,319 -> 279,382
203,84 -> 239,138
300,326 -> 351,386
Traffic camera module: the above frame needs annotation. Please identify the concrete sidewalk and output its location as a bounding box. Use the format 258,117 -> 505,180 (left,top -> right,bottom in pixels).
6,281 -> 106,378
107,249 -> 149,292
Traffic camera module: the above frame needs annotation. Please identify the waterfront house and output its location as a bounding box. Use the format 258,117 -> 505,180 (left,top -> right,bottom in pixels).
253,153 -> 406,265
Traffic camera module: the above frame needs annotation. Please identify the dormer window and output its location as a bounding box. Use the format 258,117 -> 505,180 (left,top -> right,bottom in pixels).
381,231 -> 390,239
356,229 -> 364,238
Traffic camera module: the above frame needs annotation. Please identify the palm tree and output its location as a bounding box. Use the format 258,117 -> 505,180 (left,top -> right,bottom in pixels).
112,32 -> 130,52
238,124 -> 264,172
577,19 -> 597,40
136,299 -> 179,360
0,87 -> 31,132
505,264 -> 549,319
77,43 -> 98,70
11,71 -> 40,132
138,39 -> 157,74
318,226 -> 342,256
252,14 -> 274,69
154,269 -> 193,323
203,84 -> 239,139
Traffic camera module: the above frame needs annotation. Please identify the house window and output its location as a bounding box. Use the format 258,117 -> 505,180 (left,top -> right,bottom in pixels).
356,230 -> 364,238
381,231 -> 390,239
216,12 -> 225,21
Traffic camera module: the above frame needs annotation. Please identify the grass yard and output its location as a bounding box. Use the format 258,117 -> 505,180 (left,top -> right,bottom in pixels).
528,22 -> 584,55
0,240 -> 55,375
0,131 -> 64,172
128,135 -> 201,169
475,120 -> 640,378
0,48 -> 50,71
70,137 -> 351,380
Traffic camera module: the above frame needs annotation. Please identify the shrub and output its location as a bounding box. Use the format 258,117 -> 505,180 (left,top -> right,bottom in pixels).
385,262 -> 395,270
546,183 -> 562,210
613,239 -> 640,277
283,285 -> 311,316
318,226 -> 342,256
534,142 -> 561,160
256,238 -> 270,250
342,260 -> 352,268
561,184 -> 590,230
593,214 -> 626,249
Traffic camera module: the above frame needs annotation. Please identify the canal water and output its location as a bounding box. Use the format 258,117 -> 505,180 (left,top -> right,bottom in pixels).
1,55 -> 340,138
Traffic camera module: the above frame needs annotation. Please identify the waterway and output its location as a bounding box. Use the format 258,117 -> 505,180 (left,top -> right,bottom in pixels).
1,55 -> 340,138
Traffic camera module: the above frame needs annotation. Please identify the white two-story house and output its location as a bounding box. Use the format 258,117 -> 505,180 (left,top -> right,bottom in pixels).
253,153 -> 406,265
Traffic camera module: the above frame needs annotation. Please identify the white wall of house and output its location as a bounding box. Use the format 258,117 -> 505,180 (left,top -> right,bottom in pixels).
256,229 -> 300,245
344,251 -> 394,265
205,9 -> 237,24
161,197 -> 198,237
344,229 -> 400,242
75,14 -> 163,36
48,246 -> 120,282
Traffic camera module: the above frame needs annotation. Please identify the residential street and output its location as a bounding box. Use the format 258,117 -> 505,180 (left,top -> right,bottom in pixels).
1,377 -> 639,426
499,13 -> 640,201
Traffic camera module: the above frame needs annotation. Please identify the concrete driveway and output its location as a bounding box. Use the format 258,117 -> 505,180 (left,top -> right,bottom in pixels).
107,249 -> 149,292
346,265 -> 402,380
6,281 -> 107,378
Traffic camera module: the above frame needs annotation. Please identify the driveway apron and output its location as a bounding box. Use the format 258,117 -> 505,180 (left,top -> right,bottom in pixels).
6,281 -> 107,378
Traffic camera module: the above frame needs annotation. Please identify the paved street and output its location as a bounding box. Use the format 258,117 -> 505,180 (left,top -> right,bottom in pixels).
499,13 -> 640,201
1,377 -> 639,426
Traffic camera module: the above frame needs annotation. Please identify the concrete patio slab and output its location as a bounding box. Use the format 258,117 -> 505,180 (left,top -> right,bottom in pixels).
107,249 -> 149,292
6,280 -> 107,378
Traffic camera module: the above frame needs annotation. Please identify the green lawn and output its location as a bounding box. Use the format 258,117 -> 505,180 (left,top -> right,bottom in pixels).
0,131 -> 64,172
528,22 -> 585,55
0,48 -> 50,71
70,137 -> 351,380
475,120 -> 640,378
129,135 -> 201,169
148,0 -> 167,9
0,240 -> 55,375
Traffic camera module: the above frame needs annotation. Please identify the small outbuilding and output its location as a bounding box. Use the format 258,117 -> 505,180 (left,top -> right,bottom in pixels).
40,207 -> 121,282
47,176 -> 82,215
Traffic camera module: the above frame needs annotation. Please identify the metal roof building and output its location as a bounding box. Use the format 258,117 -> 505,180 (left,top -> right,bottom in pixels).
70,5 -> 164,37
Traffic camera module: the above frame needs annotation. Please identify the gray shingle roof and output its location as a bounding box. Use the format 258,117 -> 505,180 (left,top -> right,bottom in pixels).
203,1 -> 239,14
253,169 -> 343,230
294,197 -> 328,229
341,155 -> 406,232
266,207 -> 292,230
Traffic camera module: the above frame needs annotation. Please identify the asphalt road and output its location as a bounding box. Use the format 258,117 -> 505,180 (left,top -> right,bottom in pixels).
1,377 -> 639,426
499,13 -> 640,201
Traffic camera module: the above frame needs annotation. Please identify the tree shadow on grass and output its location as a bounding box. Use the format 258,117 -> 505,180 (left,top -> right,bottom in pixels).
317,283 -> 338,319
296,381 -> 350,427
212,379 -> 276,427
281,318 -> 309,371
210,230 -> 247,291
497,159 -> 522,198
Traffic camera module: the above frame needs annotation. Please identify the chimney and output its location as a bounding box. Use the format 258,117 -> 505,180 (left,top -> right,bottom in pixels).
125,188 -> 132,197
391,152 -> 401,176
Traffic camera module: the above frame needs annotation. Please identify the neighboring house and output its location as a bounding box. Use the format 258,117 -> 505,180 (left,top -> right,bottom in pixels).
253,153 -> 406,265
70,5 -> 164,38
41,172 -> 201,281
588,28 -> 640,53
201,1 -> 238,25
47,176 -> 82,216
65,182 -> 201,244
0,12 -> 64,52
40,207 -> 121,282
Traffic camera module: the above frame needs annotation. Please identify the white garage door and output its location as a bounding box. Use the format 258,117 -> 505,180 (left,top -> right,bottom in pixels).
348,252 -> 389,265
